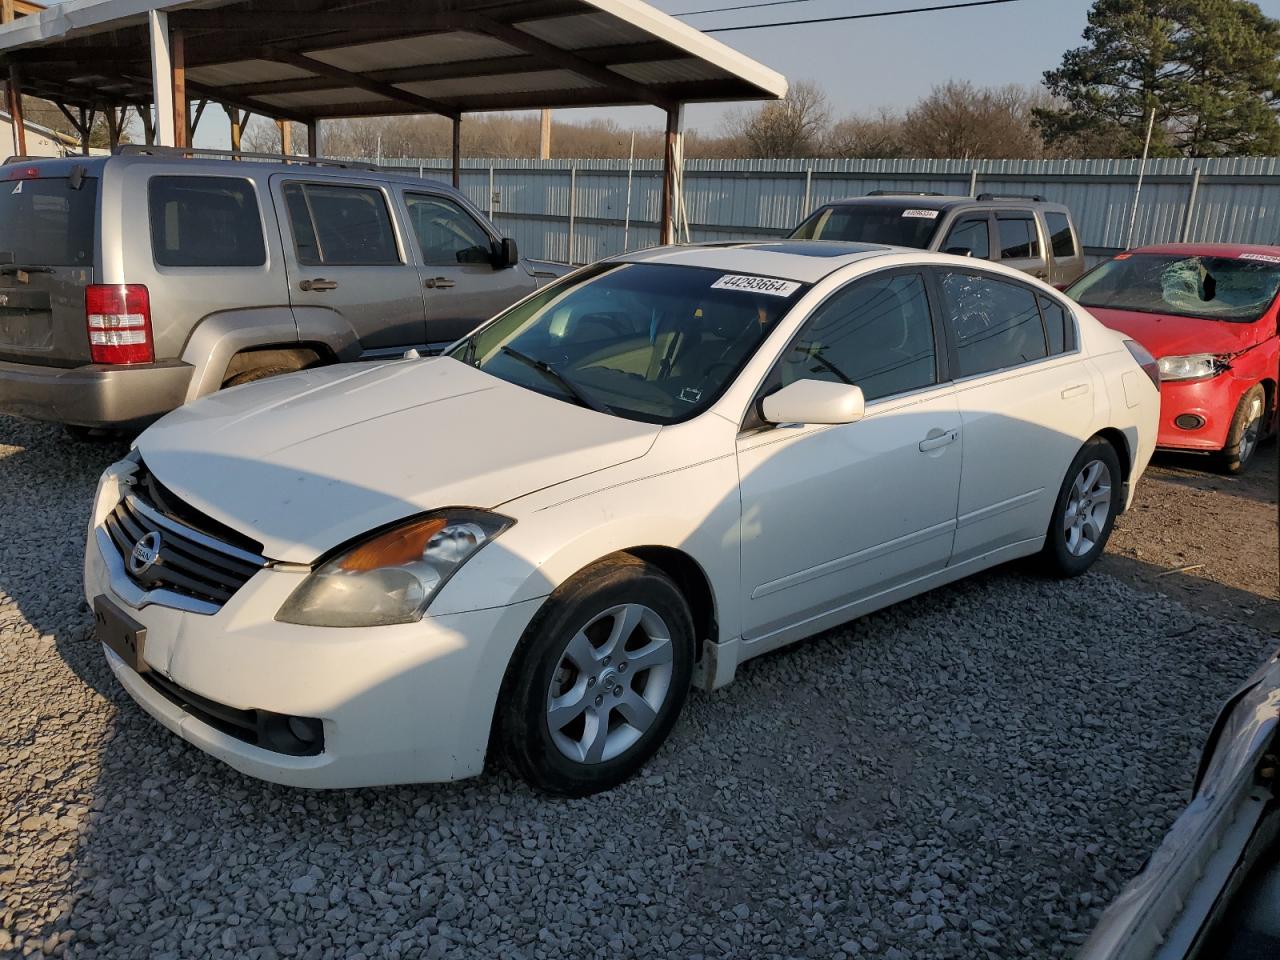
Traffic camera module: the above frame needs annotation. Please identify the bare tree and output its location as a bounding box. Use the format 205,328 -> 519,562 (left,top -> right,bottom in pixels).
824,110 -> 906,159
723,80 -> 831,158
900,81 -> 1049,159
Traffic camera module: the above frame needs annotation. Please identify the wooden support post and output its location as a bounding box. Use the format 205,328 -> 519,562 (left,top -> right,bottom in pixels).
277,118 -> 292,155
5,65 -> 24,157
149,10 -> 176,147
189,98 -> 207,143
539,109 -> 551,160
77,106 -> 94,155
106,107 -> 122,151
226,105 -> 242,151
661,105 -> 685,246
136,104 -> 156,146
171,29 -> 187,148
451,115 -> 462,188
306,118 -> 319,157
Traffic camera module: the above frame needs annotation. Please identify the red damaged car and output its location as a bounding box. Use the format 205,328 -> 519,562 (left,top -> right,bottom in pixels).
1067,243 -> 1280,472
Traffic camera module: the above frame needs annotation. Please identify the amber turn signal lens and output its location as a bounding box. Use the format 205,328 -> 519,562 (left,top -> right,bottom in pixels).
338,518 -> 447,572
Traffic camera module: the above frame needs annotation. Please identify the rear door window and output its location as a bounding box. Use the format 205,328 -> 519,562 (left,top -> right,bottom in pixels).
997,215 -> 1040,260
404,193 -> 494,265
1045,212 -> 1075,259
0,175 -> 97,266
942,217 -> 991,259
282,181 -> 400,266
938,271 -> 1048,377
149,176 -> 265,267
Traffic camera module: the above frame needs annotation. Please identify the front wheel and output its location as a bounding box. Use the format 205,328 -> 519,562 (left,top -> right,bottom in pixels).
1039,437 -> 1122,577
1219,385 -> 1266,474
495,556 -> 694,796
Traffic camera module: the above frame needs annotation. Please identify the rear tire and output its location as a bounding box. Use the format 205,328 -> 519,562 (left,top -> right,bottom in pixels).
495,555 -> 694,796
1219,385 -> 1266,474
221,364 -> 296,389
1039,437 -> 1122,578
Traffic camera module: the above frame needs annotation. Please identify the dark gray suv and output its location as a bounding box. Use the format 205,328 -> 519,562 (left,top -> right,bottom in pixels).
0,149 -> 563,431
791,192 -> 1086,289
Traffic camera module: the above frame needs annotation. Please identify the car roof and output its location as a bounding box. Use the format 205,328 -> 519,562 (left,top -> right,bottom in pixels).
615,240 -> 895,283
815,194 -> 1070,213
1128,242 -> 1280,259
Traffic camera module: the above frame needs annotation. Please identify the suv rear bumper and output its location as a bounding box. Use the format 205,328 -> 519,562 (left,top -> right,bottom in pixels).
0,358 -> 192,428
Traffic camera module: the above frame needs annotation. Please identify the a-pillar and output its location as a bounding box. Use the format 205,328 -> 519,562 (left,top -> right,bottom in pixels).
660,104 -> 685,246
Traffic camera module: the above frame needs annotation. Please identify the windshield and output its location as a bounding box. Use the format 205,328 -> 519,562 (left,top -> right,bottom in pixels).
1068,253 -> 1280,323
790,203 -> 941,248
448,262 -> 810,424
0,176 -> 97,267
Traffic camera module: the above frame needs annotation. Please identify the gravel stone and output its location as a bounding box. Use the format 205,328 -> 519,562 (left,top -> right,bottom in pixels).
1,417 -> 1276,959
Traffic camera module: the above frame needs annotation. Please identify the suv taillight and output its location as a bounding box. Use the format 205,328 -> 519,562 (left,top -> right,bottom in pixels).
86,284 -> 153,364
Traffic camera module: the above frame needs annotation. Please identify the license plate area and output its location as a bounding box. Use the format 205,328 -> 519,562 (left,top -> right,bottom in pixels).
93,595 -> 148,674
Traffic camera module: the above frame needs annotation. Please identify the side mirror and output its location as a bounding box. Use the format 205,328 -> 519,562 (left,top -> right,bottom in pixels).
944,247 -> 975,257
494,237 -> 519,269
760,379 -> 865,426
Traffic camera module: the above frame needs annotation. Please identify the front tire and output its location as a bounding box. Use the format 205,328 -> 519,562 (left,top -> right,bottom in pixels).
495,555 -> 694,796
1039,437 -> 1122,577
1219,385 -> 1266,474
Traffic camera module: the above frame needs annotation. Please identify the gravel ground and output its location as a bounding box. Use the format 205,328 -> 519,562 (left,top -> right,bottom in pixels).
2,416 -> 1277,960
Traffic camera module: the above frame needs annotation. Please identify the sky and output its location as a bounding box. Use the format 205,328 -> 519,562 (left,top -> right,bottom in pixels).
36,0 -> 1280,147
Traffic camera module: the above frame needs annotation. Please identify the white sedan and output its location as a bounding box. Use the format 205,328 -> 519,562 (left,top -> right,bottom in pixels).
85,242 -> 1159,795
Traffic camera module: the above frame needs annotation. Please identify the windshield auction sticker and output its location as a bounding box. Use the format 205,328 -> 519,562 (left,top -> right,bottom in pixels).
1239,253 -> 1280,264
711,275 -> 802,297
901,209 -> 940,219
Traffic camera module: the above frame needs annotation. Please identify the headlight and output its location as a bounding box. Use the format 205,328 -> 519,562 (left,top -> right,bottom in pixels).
1157,353 -> 1228,382
276,510 -> 512,627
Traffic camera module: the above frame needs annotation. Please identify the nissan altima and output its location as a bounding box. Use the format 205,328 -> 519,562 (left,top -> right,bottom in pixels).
85,242 -> 1159,795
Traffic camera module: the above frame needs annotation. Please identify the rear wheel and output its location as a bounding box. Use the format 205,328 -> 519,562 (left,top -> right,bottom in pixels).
1039,437 -> 1121,577
1219,385 -> 1266,474
495,556 -> 694,796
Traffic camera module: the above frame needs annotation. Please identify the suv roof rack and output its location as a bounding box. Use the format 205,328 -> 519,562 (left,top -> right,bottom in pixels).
114,144 -> 379,171
866,190 -> 945,197
975,192 -> 1046,202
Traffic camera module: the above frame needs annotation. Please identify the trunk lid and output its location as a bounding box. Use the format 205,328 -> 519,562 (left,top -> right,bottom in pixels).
0,170 -> 98,366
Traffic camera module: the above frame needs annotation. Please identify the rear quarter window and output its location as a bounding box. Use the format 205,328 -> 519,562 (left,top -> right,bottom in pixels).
149,176 -> 265,267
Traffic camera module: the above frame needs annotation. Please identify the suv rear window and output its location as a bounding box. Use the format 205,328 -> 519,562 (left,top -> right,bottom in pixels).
0,175 -> 97,267
1045,212 -> 1075,259
149,176 -> 265,267
790,203 -> 941,248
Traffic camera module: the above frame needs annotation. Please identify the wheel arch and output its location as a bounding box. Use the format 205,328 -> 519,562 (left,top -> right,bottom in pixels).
619,546 -> 718,657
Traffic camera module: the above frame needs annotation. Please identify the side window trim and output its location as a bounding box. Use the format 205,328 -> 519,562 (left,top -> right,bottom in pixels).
930,266 -> 1061,381
756,265 -> 950,409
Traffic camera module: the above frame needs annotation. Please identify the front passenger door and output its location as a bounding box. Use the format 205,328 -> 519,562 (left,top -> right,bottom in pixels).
400,191 -> 536,347
737,270 -> 963,652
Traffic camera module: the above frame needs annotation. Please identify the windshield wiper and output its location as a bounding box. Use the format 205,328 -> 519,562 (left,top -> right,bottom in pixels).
499,346 -> 610,414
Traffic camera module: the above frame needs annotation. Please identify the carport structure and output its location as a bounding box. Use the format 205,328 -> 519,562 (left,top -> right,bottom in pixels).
0,0 -> 785,243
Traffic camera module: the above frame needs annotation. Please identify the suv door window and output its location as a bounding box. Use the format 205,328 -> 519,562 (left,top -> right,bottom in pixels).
938,271 -> 1048,377
281,182 -> 399,266
774,272 -> 937,401
149,176 -> 265,267
997,215 -> 1039,260
1044,212 -> 1075,259
405,194 -> 493,265
942,217 -> 991,259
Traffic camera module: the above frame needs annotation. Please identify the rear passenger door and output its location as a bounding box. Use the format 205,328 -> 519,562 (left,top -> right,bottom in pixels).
994,211 -> 1049,282
272,177 -> 426,354
1042,211 -> 1085,287
398,189 -> 536,347
933,269 -> 1094,565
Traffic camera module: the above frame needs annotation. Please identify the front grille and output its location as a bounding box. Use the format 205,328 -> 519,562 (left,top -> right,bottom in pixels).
101,465 -> 268,611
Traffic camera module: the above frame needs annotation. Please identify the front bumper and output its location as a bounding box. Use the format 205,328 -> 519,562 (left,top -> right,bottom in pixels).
0,357 -> 192,428
84,526 -> 542,788
1154,376 -> 1239,453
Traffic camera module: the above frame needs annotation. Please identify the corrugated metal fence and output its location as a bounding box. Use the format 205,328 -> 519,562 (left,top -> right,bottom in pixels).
380,156 -> 1280,265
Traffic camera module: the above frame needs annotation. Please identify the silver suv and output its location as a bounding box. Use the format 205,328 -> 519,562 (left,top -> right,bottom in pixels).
0,148 -> 562,432
790,192 -> 1086,289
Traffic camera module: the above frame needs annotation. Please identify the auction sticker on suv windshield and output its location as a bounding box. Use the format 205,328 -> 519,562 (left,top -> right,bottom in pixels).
1239,253 -> 1280,264
711,275 -> 802,297
902,209 -> 939,219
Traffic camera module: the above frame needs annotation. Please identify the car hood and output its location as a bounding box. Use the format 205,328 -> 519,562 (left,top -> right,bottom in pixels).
136,358 -> 660,563
1086,306 -> 1266,358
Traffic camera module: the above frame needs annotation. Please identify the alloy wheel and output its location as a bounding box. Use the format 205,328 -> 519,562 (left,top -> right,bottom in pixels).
545,603 -> 674,764
1238,394 -> 1264,467
1063,459 -> 1112,557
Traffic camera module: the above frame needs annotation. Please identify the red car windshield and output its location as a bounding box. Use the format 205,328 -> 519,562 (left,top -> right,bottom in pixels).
1069,253 -> 1280,323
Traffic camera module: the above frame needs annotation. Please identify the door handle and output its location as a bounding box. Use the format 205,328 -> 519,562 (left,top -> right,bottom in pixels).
299,278 -> 338,292
918,428 -> 959,452
1061,383 -> 1090,399
425,277 -> 456,289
